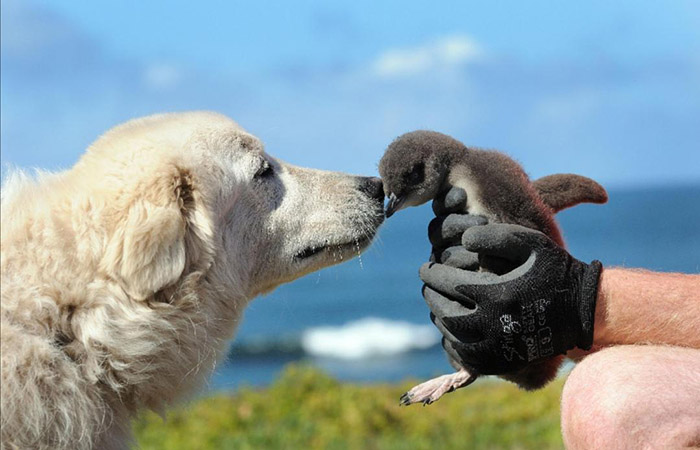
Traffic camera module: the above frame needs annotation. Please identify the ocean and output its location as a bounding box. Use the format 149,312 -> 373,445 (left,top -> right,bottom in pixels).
208,184 -> 700,392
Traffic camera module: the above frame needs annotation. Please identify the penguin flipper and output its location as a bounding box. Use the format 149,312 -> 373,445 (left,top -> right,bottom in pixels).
533,174 -> 608,213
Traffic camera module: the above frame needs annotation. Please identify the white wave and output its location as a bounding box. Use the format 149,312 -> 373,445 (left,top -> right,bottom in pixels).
301,317 -> 440,360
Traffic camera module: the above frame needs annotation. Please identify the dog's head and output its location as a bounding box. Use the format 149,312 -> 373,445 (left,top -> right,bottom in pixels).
79,112 -> 384,303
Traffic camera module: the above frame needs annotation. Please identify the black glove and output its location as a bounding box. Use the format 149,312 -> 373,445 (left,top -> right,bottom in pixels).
429,187 -> 487,269
420,223 -> 602,375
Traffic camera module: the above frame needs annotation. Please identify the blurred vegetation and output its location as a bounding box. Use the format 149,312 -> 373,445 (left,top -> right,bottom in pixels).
133,365 -> 564,450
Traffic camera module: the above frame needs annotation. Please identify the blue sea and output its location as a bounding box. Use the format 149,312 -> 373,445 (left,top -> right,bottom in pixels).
208,184 -> 700,392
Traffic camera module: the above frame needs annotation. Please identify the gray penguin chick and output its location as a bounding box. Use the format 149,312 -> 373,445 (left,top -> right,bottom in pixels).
378,130 -> 607,405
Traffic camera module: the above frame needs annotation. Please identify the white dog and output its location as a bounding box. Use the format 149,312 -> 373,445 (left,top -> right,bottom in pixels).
0,112 -> 385,449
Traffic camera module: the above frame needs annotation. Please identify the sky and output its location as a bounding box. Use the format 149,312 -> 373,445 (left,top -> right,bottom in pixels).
2,0 -> 699,187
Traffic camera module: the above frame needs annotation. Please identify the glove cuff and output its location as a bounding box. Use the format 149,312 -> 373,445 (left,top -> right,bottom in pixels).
576,260 -> 602,350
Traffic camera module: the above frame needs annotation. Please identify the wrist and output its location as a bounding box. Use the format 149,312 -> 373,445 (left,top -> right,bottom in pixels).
592,267 -> 611,346
575,260 -> 602,350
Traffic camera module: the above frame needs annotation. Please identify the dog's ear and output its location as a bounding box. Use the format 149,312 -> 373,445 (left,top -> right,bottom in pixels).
533,174 -> 608,213
101,164 -> 212,301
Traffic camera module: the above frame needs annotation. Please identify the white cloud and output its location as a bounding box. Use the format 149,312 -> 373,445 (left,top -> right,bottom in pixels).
533,89 -> 603,126
372,35 -> 482,78
142,63 -> 184,90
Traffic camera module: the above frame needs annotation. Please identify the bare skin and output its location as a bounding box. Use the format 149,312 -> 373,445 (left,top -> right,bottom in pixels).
593,268 -> 700,348
563,268 -> 700,449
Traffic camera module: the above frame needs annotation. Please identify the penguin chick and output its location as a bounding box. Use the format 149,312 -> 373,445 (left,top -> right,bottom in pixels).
379,130 -> 608,405
381,131 -> 461,218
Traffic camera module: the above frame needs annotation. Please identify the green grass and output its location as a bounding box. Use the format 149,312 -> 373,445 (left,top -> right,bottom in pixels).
133,365 -> 564,450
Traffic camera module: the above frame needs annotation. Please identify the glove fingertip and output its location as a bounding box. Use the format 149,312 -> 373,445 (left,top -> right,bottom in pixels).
443,187 -> 467,211
432,186 -> 468,215
460,224 -> 489,250
418,261 -> 435,280
469,215 -> 489,226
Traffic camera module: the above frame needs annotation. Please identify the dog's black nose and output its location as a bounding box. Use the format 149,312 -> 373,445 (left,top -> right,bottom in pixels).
358,177 -> 385,201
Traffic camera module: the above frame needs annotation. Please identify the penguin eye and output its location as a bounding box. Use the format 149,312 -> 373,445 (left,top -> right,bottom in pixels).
406,162 -> 424,185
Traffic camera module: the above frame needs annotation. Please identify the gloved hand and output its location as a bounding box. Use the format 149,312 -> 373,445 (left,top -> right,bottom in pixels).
429,186 -> 487,269
421,223 -> 602,375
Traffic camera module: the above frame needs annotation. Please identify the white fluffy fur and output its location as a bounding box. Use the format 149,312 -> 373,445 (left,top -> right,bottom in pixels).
0,112 -> 384,449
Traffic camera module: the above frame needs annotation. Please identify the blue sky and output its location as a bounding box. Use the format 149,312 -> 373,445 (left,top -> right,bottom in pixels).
2,0 -> 699,187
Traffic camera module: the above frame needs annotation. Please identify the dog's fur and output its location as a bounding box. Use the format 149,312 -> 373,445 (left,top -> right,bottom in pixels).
0,112 -> 384,449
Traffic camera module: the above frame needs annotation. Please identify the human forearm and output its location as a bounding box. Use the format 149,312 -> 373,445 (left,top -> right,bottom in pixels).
593,268 -> 700,348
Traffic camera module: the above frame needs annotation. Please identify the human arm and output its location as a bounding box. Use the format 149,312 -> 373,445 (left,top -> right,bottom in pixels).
594,268 -> 700,348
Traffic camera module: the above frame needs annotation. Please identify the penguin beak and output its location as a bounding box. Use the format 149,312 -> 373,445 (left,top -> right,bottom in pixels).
385,193 -> 406,218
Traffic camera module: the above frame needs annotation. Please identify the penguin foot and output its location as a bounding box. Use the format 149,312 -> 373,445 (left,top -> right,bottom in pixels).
399,369 -> 476,406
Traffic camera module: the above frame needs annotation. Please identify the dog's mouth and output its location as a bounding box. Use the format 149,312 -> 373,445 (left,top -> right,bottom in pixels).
294,245 -> 326,260
294,235 -> 373,261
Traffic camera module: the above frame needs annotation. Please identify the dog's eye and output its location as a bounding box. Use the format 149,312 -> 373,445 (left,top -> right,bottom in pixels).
254,161 -> 274,179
